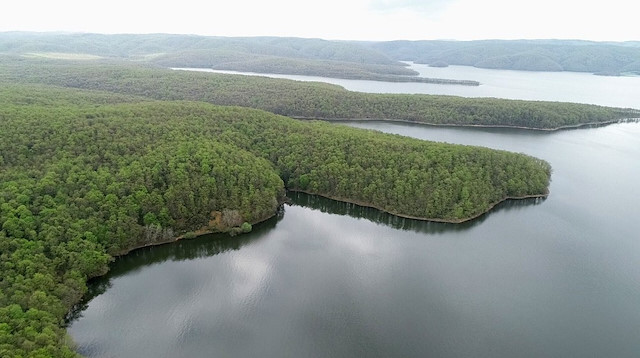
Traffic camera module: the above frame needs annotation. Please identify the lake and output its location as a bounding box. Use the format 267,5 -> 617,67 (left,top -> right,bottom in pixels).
69,69 -> 640,357
174,63 -> 640,108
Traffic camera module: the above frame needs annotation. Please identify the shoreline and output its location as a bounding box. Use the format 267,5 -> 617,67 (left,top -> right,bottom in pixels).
76,187 -> 549,321
110,209 -> 279,258
292,116 -> 640,132
287,188 -> 549,224
111,184 -> 550,258
170,67 -> 480,86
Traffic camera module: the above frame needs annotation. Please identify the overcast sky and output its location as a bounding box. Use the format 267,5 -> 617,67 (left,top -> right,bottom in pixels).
2,0 -> 638,42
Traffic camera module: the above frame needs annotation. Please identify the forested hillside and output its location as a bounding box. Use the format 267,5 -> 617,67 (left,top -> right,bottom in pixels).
165,53 -> 479,85
0,33 -> 396,64
0,83 -> 552,356
4,33 -> 640,77
1,57 -> 635,129
0,32 -> 484,85
370,40 -> 640,75
0,33 -> 447,83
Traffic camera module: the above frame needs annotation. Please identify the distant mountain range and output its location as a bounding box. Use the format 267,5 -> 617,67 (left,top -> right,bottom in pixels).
369,39 -> 640,75
2,32 -> 639,77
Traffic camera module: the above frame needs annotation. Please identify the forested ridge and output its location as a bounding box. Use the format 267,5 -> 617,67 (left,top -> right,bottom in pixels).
2,33 -> 468,84
0,33 -> 397,65
0,82 -> 554,356
163,52 -> 479,85
1,57 -> 636,130
370,39 -> 640,75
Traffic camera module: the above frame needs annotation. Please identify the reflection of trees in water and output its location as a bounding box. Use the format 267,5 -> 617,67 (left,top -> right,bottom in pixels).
287,191 -> 546,235
67,192 -> 544,324
66,214 -> 282,324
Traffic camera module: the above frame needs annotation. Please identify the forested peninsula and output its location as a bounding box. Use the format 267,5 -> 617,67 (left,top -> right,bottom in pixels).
1,57 -> 636,130
0,82 -> 554,356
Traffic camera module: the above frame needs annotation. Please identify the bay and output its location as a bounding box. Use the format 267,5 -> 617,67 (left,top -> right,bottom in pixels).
69,68 -> 640,357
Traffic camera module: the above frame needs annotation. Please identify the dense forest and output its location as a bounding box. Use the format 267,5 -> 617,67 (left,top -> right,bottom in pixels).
166,54 -> 479,85
0,83 -> 553,356
370,40 -> 640,75
1,57 -> 636,130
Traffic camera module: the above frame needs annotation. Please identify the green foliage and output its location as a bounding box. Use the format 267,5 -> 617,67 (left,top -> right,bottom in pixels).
0,92 -> 287,356
183,232 -> 197,240
0,58 -> 634,130
241,222 -> 252,233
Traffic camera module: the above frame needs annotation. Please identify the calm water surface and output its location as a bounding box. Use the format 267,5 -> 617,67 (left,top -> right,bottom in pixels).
69,121 -> 640,358
69,69 -> 640,357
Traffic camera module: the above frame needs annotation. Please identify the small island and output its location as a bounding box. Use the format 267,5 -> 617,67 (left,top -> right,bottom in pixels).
429,61 -> 449,68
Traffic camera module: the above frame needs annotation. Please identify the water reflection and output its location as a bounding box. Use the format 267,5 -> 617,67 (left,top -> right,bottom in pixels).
68,190 -> 545,324
288,191 -> 546,234
68,94 -> 640,358
66,213 -> 283,323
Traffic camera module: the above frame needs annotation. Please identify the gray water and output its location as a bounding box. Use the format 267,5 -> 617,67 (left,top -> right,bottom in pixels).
174,63 -> 640,108
69,69 -> 640,357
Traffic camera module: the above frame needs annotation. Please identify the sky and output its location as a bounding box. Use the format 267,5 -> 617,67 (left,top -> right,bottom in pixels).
1,0 -> 638,42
